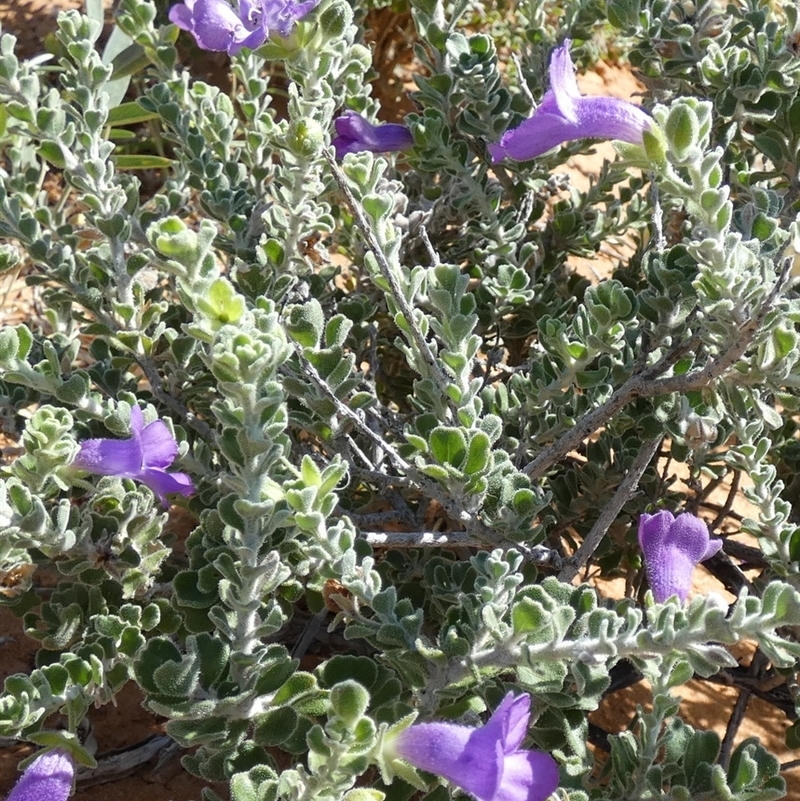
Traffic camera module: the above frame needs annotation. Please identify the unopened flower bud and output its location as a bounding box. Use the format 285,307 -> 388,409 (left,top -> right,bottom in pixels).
684,415 -> 718,449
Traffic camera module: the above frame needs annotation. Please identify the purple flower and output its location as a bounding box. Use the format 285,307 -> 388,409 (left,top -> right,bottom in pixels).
259,0 -> 320,37
391,693 -> 559,801
6,749 -> 73,801
638,510 -> 722,603
332,111 -> 414,158
168,0 -> 319,54
74,405 -> 195,507
489,40 -> 651,162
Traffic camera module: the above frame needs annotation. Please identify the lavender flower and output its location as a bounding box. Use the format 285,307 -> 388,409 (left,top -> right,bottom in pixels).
74,406 -> 194,506
638,510 -> 722,603
332,111 -> 414,158
389,693 -> 559,801
6,749 -> 73,801
169,0 -> 319,54
489,40 -> 652,162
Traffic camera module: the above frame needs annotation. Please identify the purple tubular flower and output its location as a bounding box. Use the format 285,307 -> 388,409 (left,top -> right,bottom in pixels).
489,39 -> 652,162
392,693 -> 559,801
169,0 -> 265,53
73,406 -> 195,507
261,0 -> 320,37
168,0 -> 319,53
6,749 -> 73,801
332,111 -> 414,158
638,510 -> 722,603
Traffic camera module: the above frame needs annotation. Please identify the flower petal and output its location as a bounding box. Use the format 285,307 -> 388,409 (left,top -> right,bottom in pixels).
230,25 -> 268,52
139,468 -> 196,506
73,434 -> 143,478
262,0 -> 320,37
489,40 -> 650,163
392,693 -> 557,801
169,2 -> 195,30
485,693 -> 530,753
492,750 -> 560,801
637,510 -> 674,554
395,721 -> 499,800
139,419 -> 179,469
489,109 -> 587,162
333,111 -> 413,158
333,110 -> 375,149
366,122 -> 414,151
702,538 -> 723,561
639,512 -> 720,603
239,0 -> 262,25
129,404 -> 145,437
547,40 -> 580,122
573,96 -> 651,146
191,0 -> 249,51
7,749 -> 74,801
668,513 -> 714,563
647,546 -> 696,603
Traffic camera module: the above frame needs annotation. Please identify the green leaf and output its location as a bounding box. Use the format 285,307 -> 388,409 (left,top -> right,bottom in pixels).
272,672 -> 319,705
38,141 -> 66,169
85,0 -> 104,26
112,155 -> 175,170
428,427 -> 467,468
254,706 -> 299,747
329,680 -> 369,725
753,132 -> 785,164
109,41 -> 153,81
107,101 -> 160,127
685,730 -> 720,784
512,597 -> 547,635
665,103 -> 699,159
101,26 -> 136,108
463,431 -> 490,475
286,300 -> 324,348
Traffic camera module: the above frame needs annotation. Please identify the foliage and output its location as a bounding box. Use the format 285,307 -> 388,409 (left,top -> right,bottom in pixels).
1,0 -> 800,799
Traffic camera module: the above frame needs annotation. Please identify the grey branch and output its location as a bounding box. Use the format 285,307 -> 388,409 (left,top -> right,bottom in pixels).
524,261 -> 790,480
294,348 -> 489,535
558,437 -> 661,583
76,735 -> 175,786
323,149 -> 454,404
360,529 -> 562,567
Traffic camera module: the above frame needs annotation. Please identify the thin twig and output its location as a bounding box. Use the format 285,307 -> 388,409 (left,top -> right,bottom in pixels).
419,226 -> 440,266
345,433 -> 377,472
558,437 -> 661,582
323,149 -> 454,404
523,332 -> 698,479
651,177 -> 666,252
359,530 -> 562,567
295,350 -> 411,473
136,354 -> 217,445
75,735 -> 173,786
720,649 -> 769,768
702,548 -> 753,597
719,687 -> 751,768
524,261 -> 790,480
295,348 -> 488,535
709,470 -> 741,534
340,507 -> 413,527
291,608 -> 329,660
717,538 -> 765,568
362,530 -> 479,547
510,52 -> 536,107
